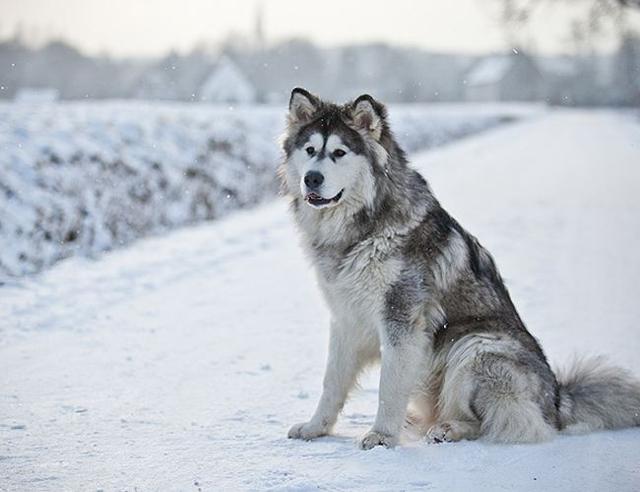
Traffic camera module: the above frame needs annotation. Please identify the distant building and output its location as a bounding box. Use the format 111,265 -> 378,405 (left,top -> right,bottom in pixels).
133,52 -> 184,100
538,57 -> 580,105
14,87 -> 59,103
464,53 -> 543,102
199,56 -> 257,104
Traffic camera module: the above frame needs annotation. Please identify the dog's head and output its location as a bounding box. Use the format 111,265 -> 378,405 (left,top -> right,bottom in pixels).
280,88 -> 389,211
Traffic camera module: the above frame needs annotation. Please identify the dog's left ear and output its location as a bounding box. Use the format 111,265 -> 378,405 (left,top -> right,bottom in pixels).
350,94 -> 386,140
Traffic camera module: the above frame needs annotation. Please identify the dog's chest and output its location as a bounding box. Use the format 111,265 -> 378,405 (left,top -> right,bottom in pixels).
314,236 -> 403,322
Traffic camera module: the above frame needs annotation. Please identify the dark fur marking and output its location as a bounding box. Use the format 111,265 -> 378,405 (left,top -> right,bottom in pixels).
469,386 -> 482,421
384,274 -> 426,346
293,108 -> 367,156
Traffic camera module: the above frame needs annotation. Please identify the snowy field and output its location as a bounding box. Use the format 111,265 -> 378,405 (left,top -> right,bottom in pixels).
2,109 -> 640,491
0,101 -> 539,279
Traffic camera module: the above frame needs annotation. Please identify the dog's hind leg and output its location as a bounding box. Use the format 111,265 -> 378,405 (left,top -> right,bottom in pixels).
431,336 -> 557,444
427,348 -> 482,443
469,353 -> 556,443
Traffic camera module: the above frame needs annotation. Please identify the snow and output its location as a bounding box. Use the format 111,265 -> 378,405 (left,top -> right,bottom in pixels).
2,109 -> 640,491
13,88 -> 60,103
0,101 -> 540,279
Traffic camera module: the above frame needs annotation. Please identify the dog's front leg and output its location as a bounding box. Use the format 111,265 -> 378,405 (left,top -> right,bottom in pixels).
288,320 -> 369,441
359,330 -> 425,449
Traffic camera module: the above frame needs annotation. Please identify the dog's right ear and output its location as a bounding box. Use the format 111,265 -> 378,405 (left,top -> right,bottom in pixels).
350,94 -> 387,141
288,87 -> 319,125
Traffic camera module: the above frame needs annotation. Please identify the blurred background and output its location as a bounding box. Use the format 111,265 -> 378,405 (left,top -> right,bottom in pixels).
1,0 -> 639,105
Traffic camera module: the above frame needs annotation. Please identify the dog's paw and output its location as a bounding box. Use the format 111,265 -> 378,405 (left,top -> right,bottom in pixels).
426,421 -> 468,444
426,422 -> 453,443
358,430 -> 398,450
287,421 -> 328,441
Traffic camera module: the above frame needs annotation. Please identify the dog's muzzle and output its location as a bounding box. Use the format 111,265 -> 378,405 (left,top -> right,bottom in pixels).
304,189 -> 344,207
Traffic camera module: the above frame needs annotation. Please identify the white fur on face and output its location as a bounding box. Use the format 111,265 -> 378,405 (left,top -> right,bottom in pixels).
286,132 -> 376,210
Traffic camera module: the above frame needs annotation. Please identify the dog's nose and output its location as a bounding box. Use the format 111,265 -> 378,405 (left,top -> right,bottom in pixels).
304,171 -> 324,189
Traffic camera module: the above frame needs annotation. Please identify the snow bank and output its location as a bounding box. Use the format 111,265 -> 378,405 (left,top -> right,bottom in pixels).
0,101 -> 541,278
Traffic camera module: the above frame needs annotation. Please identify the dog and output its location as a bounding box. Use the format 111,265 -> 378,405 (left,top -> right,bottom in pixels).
280,88 -> 640,449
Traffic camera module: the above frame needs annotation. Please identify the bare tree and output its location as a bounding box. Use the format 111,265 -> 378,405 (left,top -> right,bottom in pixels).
498,0 -> 639,28
495,0 -> 640,105
496,0 -> 640,47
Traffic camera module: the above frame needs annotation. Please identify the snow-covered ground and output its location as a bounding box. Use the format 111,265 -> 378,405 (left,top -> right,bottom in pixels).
1,109 -> 640,491
0,101 -> 539,278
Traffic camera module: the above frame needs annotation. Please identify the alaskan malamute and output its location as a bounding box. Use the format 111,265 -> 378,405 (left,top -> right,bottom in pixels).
280,88 -> 640,449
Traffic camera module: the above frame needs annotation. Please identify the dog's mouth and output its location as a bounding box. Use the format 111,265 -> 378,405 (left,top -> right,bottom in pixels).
304,189 -> 344,208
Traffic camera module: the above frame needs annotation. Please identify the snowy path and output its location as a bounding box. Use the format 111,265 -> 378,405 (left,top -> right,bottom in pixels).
2,110 -> 640,491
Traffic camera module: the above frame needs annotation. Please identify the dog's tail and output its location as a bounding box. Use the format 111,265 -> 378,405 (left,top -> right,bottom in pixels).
556,356 -> 640,433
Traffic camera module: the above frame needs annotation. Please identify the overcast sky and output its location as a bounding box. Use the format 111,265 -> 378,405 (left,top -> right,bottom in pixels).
0,0 -> 636,57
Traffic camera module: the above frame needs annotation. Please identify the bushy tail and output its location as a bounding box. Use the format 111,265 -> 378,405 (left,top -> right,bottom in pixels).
557,356 -> 640,433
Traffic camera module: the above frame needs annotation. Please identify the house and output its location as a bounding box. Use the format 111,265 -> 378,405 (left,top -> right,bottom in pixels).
199,56 -> 257,104
132,50 -> 212,101
464,53 -> 543,102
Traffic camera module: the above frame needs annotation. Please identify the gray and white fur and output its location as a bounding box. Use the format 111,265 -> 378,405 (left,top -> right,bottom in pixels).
280,88 -> 640,449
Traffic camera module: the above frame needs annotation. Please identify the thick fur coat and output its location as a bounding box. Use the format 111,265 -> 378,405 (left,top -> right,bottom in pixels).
280,88 -> 640,449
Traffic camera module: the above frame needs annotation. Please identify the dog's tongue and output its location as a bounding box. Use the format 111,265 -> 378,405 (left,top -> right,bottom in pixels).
306,192 -> 321,200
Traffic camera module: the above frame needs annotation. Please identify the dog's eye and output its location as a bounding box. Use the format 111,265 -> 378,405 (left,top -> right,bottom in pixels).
333,149 -> 346,158
305,146 -> 315,156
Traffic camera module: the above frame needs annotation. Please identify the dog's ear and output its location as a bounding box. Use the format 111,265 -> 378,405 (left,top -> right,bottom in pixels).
288,87 -> 319,125
350,94 -> 386,140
